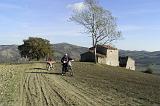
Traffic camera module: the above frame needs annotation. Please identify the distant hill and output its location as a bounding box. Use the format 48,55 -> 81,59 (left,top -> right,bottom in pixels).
0,43 -> 88,62
0,45 -> 20,62
120,50 -> 160,72
0,43 -> 159,73
53,43 -> 88,60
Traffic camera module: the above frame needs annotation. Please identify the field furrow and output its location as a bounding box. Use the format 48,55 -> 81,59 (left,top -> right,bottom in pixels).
1,62 -> 160,106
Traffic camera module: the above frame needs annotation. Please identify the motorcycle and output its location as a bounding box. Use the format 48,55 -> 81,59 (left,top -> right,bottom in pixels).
62,60 -> 74,76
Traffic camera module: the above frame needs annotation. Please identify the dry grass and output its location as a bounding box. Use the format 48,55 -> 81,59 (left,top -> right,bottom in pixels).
0,62 -> 160,106
61,62 -> 160,105
0,64 -> 31,106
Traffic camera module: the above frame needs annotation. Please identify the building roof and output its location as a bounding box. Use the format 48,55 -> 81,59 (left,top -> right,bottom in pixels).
100,45 -> 118,50
89,45 -> 117,50
81,51 -> 106,58
88,45 -> 117,56
81,45 -> 117,58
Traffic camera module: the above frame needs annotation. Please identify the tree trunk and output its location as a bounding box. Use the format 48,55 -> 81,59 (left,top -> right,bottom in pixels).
92,34 -> 95,47
37,56 -> 40,61
25,55 -> 28,62
94,46 -> 97,63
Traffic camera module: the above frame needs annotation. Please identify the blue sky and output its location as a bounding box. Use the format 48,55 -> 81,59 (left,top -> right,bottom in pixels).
0,0 -> 160,51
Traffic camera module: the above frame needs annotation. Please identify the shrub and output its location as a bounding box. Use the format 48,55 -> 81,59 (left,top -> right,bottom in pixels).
144,68 -> 153,74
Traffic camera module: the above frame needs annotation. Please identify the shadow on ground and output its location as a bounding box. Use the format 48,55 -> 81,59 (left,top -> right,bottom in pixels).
26,71 -> 62,75
32,68 -> 47,70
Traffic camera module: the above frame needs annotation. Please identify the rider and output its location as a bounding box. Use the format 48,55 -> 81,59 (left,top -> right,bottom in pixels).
61,53 -> 72,75
47,57 -> 53,68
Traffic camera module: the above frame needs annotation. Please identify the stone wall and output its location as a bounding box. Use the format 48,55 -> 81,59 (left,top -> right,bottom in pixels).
106,50 -> 119,66
126,57 -> 135,70
98,57 -> 106,64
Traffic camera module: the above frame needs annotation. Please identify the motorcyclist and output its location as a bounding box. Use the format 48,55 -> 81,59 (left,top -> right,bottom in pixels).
46,57 -> 55,70
47,57 -> 53,68
61,53 -> 72,75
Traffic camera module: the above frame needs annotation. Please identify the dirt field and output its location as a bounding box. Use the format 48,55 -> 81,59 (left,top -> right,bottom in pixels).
0,62 -> 160,106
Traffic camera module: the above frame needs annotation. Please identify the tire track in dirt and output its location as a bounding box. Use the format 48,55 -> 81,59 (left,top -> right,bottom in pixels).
42,74 -> 102,106
20,69 -> 103,106
19,63 -> 110,106
36,73 -> 68,106
21,73 -> 37,106
39,74 -> 68,106
20,71 -> 71,106
24,73 -> 33,106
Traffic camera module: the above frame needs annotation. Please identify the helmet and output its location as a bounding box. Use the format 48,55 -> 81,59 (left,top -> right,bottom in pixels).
65,53 -> 68,56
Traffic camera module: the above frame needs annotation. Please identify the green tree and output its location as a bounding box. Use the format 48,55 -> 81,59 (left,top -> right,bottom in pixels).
70,0 -> 121,63
18,37 -> 53,60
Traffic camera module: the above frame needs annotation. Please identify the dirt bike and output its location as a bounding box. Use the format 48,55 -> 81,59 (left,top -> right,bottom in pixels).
62,60 -> 74,76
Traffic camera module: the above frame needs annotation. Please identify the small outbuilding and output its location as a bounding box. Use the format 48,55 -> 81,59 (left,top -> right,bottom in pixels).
81,45 -> 119,67
80,51 -> 95,62
81,45 -> 136,70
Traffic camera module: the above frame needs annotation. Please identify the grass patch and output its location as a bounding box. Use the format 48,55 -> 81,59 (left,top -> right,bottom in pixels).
0,64 -> 30,106
0,62 -> 160,105
61,62 -> 160,105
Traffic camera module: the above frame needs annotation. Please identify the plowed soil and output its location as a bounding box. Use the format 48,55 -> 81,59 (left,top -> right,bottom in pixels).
0,62 -> 160,106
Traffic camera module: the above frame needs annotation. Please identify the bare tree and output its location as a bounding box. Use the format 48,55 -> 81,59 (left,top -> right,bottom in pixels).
70,0 -> 121,63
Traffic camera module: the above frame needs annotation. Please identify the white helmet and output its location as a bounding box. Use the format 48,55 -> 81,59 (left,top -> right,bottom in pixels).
65,53 -> 68,56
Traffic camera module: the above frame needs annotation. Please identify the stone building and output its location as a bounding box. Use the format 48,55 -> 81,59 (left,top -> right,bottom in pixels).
81,45 -> 136,70
119,56 -> 135,70
81,45 -> 119,66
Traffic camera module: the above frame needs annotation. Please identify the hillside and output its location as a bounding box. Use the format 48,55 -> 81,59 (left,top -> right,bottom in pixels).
0,62 -> 160,106
0,43 -> 88,62
0,45 -> 20,62
0,43 -> 160,73
120,50 -> 160,72
53,43 -> 88,60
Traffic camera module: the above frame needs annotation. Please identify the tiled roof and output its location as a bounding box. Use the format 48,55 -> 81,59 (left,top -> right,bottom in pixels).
82,51 -> 106,58
89,45 -> 117,50
100,45 -> 117,50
